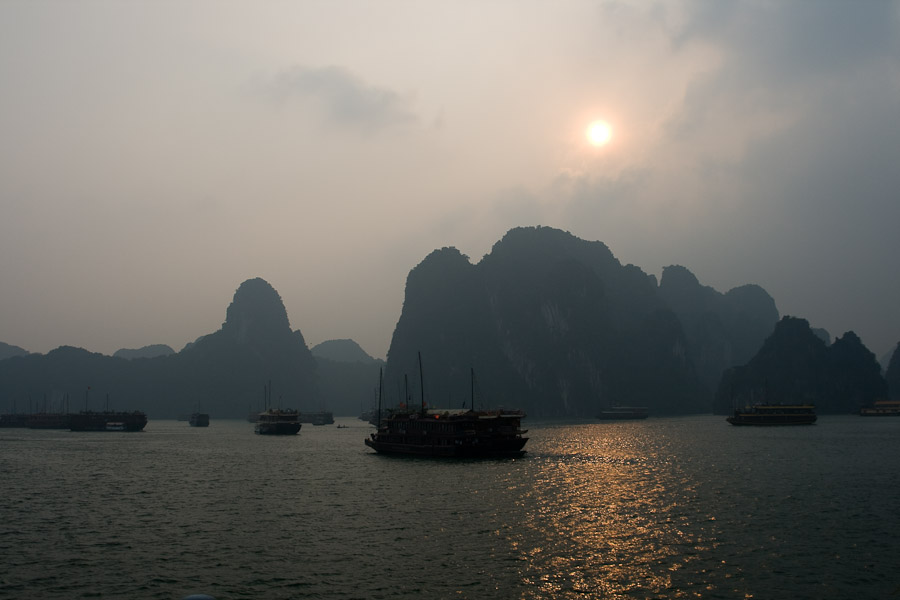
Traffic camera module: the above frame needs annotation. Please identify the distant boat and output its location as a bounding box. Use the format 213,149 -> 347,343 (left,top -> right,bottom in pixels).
726,403 -> 816,426
299,411 -> 334,426
859,400 -> 900,416
69,410 -> 148,432
255,409 -> 301,435
365,356 -> 528,458
254,381 -> 301,435
189,412 -> 210,427
597,406 -> 649,420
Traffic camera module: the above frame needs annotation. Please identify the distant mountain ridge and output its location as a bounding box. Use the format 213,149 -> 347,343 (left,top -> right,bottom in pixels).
3,227 -> 892,418
0,278 -> 319,418
113,344 -> 175,360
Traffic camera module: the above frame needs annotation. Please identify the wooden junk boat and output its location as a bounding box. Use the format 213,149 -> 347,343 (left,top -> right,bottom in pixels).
255,408 -> 301,435
365,357 -> 528,458
253,382 -> 301,435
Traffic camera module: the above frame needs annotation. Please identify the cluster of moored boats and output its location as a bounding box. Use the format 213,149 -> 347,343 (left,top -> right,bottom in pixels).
2,357 -> 896,454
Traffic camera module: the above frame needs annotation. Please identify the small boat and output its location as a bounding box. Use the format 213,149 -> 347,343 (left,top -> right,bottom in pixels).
189,412 -> 210,427
726,403 -> 817,426
255,409 -> 301,435
105,422 -> 126,431
597,406 -> 649,420
365,356 -> 528,458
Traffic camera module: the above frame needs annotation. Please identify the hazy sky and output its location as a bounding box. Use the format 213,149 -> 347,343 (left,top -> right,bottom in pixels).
2,1 -> 899,361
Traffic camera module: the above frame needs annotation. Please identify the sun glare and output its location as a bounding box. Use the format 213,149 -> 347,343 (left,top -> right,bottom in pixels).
587,120 -> 612,146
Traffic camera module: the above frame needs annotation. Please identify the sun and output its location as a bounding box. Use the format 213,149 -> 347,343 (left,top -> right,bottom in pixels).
587,120 -> 612,146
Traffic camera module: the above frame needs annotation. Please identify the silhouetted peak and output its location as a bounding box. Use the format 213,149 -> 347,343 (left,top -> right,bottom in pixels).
311,339 -> 376,363
659,265 -> 700,291
414,247 -> 471,273
755,316 -> 828,360
114,344 -> 175,360
487,226 -> 615,268
0,341 -> 28,361
771,315 -> 818,340
404,247 -> 474,305
723,284 -> 777,315
833,330 -> 864,349
222,278 -> 291,343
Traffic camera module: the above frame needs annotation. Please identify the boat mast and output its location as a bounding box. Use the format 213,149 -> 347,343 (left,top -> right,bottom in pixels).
470,367 -> 474,411
377,368 -> 383,429
418,351 -> 425,414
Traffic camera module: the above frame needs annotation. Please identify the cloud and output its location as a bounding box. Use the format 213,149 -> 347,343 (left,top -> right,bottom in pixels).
267,64 -> 418,133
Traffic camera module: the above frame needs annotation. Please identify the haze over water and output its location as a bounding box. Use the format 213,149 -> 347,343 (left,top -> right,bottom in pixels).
2,416 -> 897,599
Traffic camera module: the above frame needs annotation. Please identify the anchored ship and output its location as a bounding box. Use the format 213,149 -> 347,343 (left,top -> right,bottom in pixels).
365,356 -> 528,458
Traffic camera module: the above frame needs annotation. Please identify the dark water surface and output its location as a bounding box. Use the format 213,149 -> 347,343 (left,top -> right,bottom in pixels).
2,416 -> 898,599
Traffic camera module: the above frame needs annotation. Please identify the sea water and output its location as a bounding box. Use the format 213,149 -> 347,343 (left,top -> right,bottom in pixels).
1,415 -> 898,599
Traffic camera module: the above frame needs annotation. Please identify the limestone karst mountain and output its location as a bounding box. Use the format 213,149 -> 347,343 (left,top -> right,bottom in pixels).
715,316 -> 887,413
386,227 -> 729,416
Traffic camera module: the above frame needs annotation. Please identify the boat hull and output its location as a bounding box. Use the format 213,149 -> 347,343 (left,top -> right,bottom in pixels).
859,401 -> 900,416
365,409 -> 528,458
727,404 -> 817,426
597,407 -> 649,420
254,409 -> 301,435
68,411 -> 148,432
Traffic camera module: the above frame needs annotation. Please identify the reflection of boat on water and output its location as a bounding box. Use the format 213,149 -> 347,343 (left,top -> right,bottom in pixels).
299,411 -> 334,426
859,400 -> 900,416
189,412 -> 210,427
365,356 -> 528,458
597,406 -> 649,420
255,409 -> 301,435
726,403 -> 816,426
69,411 -> 148,432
